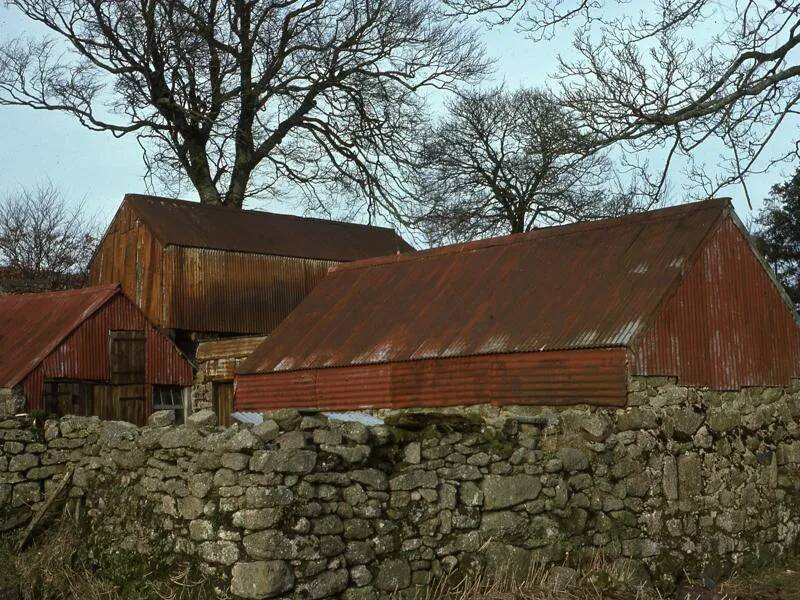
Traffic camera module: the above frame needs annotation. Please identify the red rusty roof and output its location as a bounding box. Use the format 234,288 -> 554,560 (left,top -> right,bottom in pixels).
124,194 -> 414,261
0,285 -> 121,388
239,199 -> 733,375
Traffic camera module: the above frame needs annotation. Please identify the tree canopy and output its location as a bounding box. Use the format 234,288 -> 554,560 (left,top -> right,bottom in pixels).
754,167 -> 800,305
441,0 -> 800,205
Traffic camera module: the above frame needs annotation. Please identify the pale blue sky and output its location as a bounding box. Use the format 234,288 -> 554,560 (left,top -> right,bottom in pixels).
0,4 -> 797,230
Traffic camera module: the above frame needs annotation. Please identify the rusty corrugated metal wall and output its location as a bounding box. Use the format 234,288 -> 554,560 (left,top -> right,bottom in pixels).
91,209 -> 342,335
89,204 -> 165,327
633,216 -> 800,388
22,294 -> 193,412
163,247 -> 337,335
235,348 -> 628,410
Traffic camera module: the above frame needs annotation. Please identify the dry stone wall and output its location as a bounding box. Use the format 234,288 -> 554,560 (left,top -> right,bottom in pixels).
2,376 -> 800,599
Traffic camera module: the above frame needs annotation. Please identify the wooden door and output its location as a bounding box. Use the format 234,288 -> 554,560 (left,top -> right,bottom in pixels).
213,382 -> 234,427
43,381 -> 92,417
109,330 -> 146,384
106,330 -> 147,424
90,384 -> 147,425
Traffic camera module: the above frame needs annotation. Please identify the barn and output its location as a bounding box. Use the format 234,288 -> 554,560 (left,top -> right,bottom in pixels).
0,285 -> 193,425
235,198 -> 800,411
89,194 -> 414,350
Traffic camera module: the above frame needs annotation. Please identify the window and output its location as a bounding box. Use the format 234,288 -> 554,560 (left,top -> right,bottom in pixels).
153,385 -> 186,425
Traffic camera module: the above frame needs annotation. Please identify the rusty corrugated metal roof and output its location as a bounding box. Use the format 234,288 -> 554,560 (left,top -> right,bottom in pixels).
196,336 -> 269,362
0,284 -> 120,387
124,194 -> 414,261
239,199 -> 731,375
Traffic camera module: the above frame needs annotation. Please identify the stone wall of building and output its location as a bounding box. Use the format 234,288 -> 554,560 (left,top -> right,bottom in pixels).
2,376 -> 800,599
191,336 -> 266,413
0,386 -> 25,418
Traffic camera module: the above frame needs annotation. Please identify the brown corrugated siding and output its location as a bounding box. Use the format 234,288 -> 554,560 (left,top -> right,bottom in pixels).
633,216 -> 800,388
22,294 -> 193,411
91,196 -> 413,334
164,247 -> 336,334
235,348 -> 628,411
89,204 -> 165,328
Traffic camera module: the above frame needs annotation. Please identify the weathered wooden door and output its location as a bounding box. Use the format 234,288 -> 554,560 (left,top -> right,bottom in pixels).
109,330 -> 146,384
213,382 -> 234,427
43,381 -> 92,417
107,330 -> 147,424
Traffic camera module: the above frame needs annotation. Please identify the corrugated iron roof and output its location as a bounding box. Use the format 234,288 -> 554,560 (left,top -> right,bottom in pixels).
230,410 -> 384,426
231,411 -> 265,425
196,336 -> 269,362
239,199 -> 731,375
323,411 -> 385,426
0,284 -> 120,387
124,194 -> 414,261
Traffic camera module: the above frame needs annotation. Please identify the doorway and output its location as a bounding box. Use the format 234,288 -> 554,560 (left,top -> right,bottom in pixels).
213,382 -> 234,427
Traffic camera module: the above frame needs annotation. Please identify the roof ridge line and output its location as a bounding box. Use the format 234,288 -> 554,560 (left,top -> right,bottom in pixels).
0,283 -> 119,300
124,193 -> 399,233
333,198 -> 730,274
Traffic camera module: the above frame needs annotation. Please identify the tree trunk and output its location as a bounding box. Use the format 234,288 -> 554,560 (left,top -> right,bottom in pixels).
196,180 -> 222,205
225,168 -> 250,209
185,156 -> 222,205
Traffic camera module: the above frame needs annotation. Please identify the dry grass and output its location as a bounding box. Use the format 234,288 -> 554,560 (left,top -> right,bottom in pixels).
2,521 -> 798,600
402,555 -> 800,600
0,521 -> 219,600
401,557 -> 662,600
714,560 -> 800,600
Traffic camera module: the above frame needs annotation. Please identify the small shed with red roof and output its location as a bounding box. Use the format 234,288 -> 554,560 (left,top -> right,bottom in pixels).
0,285 -> 193,425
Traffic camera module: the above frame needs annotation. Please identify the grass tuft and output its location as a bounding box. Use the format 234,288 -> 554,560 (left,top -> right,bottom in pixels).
0,520 -> 220,600
395,554 -> 800,600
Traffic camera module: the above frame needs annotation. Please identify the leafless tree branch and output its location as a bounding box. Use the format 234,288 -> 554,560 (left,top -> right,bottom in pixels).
409,87 -> 655,244
441,0 -> 800,205
0,183 -> 98,292
0,0 -> 488,215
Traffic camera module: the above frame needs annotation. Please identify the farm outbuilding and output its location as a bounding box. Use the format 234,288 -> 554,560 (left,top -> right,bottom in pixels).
235,198 -> 800,411
193,335 -> 267,426
89,194 -> 414,349
0,285 -> 193,425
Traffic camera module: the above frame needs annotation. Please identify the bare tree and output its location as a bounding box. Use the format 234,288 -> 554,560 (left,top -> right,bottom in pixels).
0,0 -> 487,214
411,88 -> 649,244
0,184 -> 97,292
440,0 -> 800,206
